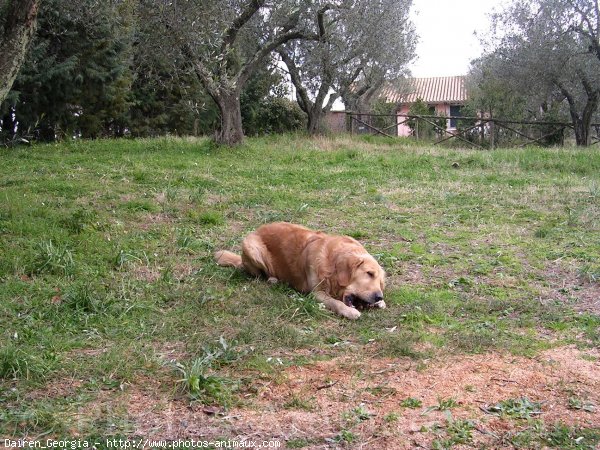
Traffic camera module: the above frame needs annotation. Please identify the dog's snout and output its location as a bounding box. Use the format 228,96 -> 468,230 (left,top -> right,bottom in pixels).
371,292 -> 384,303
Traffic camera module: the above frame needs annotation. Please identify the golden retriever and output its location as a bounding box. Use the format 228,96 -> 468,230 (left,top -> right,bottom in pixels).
214,222 -> 386,319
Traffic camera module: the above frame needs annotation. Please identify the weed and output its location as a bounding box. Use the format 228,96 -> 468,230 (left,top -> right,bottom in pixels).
61,282 -> 105,314
579,263 -> 600,283
0,346 -> 31,379
400,397 -> 423,408
445,418 -> 475,445
422,397 -> 459,416
62,208 -> 98,234
173,357 -> 232,406
31,240 -> 75,276
436,397 -> 459,411
509,421 -> 600,449
176,229 -> 199,254
384,412 -> 399,422
484,397 -> 542,419
568,397 -> 596,413
352,405 -> 373,421
113,249 -> 144,269
172,337 -> 242,405
284,396 -> 315,411
333,429 -> 356,444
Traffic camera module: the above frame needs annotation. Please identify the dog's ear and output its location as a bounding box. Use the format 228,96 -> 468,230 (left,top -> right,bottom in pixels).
335,254 -> 363,287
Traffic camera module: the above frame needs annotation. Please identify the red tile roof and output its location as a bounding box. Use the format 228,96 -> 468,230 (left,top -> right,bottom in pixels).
381,76 -> 467,104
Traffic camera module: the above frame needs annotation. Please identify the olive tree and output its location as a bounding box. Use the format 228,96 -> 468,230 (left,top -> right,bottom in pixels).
146,0 -> 315,145
0,0 -> 41,105
278,0 -> 416,134
481,0 -> 600,145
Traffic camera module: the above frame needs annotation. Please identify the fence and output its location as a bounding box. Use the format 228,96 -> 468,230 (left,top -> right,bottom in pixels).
347,112 -> 600,148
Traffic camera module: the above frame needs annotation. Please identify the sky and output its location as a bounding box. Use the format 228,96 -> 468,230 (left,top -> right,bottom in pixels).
408,0 -> 507,77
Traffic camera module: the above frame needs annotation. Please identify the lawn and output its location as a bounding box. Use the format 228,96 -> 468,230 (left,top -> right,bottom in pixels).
1,135 -> 599,449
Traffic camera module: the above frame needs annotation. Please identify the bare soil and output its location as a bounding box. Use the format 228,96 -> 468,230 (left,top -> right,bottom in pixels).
114,345 -> 600,449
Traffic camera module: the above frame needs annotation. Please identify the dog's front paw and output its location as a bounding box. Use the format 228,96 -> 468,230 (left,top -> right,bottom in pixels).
342,307 -> 361,320
267,277 -> 279,284
374,300 -> 386,309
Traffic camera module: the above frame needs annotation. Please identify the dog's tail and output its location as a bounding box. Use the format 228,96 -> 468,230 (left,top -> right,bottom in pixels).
214,250 -> 243,269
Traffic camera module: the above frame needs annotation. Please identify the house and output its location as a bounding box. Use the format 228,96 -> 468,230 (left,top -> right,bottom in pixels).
379,76 -> 468,137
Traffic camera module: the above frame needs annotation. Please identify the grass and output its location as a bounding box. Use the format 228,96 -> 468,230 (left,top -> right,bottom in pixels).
1,134 -> 599,438
508,421 -> 600,449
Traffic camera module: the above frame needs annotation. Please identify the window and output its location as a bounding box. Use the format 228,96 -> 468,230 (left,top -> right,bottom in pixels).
449,105 -> 462,128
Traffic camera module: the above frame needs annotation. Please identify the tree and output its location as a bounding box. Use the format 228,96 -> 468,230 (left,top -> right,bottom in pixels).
145,0 -> 314,145
0,0 -> 41,106
337,0 -> 416,116
279,0 -> 416,134
480,0 -> 600,145
2,0 -> 134,141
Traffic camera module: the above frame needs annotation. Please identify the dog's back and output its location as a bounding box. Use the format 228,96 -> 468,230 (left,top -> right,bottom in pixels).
250,222 -> 322,291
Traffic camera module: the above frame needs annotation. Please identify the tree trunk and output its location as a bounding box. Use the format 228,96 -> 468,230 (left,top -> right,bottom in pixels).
0,0 -> 41,106
573,118 -> 591,146
569,99 -> 597,146
307,107 -> 324,135
215,90 -> 244,146
559,79 -> 599,147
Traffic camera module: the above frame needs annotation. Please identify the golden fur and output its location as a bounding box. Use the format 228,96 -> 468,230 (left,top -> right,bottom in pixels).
214,222 -> 386,319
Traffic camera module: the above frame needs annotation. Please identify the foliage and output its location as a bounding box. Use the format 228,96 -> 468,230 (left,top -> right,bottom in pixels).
1,0 -> 134,141
280,0 -> 416,134
369,100 -> 397,135
0,0 -> 306,143
140,0 -> 316,145
407,98 -> 446,140
241,68 -> 305,136
474,0 -> 600,146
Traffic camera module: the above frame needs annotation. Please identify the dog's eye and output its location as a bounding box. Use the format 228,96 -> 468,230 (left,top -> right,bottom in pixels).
367,271 -> 375,278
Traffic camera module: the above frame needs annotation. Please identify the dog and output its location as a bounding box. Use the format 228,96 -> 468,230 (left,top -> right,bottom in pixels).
214,222 -> 386,320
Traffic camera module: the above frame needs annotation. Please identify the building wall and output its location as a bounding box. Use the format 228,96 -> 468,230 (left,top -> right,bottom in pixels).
324,111 -> 347,133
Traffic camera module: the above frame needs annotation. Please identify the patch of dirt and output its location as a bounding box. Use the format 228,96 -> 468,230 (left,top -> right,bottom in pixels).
541,261 -> 600,315
204,192 -> 228,207
138,213 -> 174,231
26,377 -> 84,401
153,341 -> 188,363
119,346 -> 599,448
132,265 -> 161,283
172,263 -> 196,281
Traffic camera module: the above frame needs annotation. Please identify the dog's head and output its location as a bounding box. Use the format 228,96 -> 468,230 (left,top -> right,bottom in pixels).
335,252 -> 385,308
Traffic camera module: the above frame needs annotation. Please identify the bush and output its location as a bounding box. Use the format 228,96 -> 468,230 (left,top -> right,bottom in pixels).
244,97 -> 306,136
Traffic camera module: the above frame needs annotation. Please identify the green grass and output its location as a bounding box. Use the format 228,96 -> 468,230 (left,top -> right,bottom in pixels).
508,421 -> 600,449
1,134 -> 599,437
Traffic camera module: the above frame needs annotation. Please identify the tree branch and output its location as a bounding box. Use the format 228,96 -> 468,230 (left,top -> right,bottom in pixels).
317,4 -> 334,39
278,48 -> 311,113
323,92 -> 339,112
239,29 -> 304,85
220,0 -> 265,55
